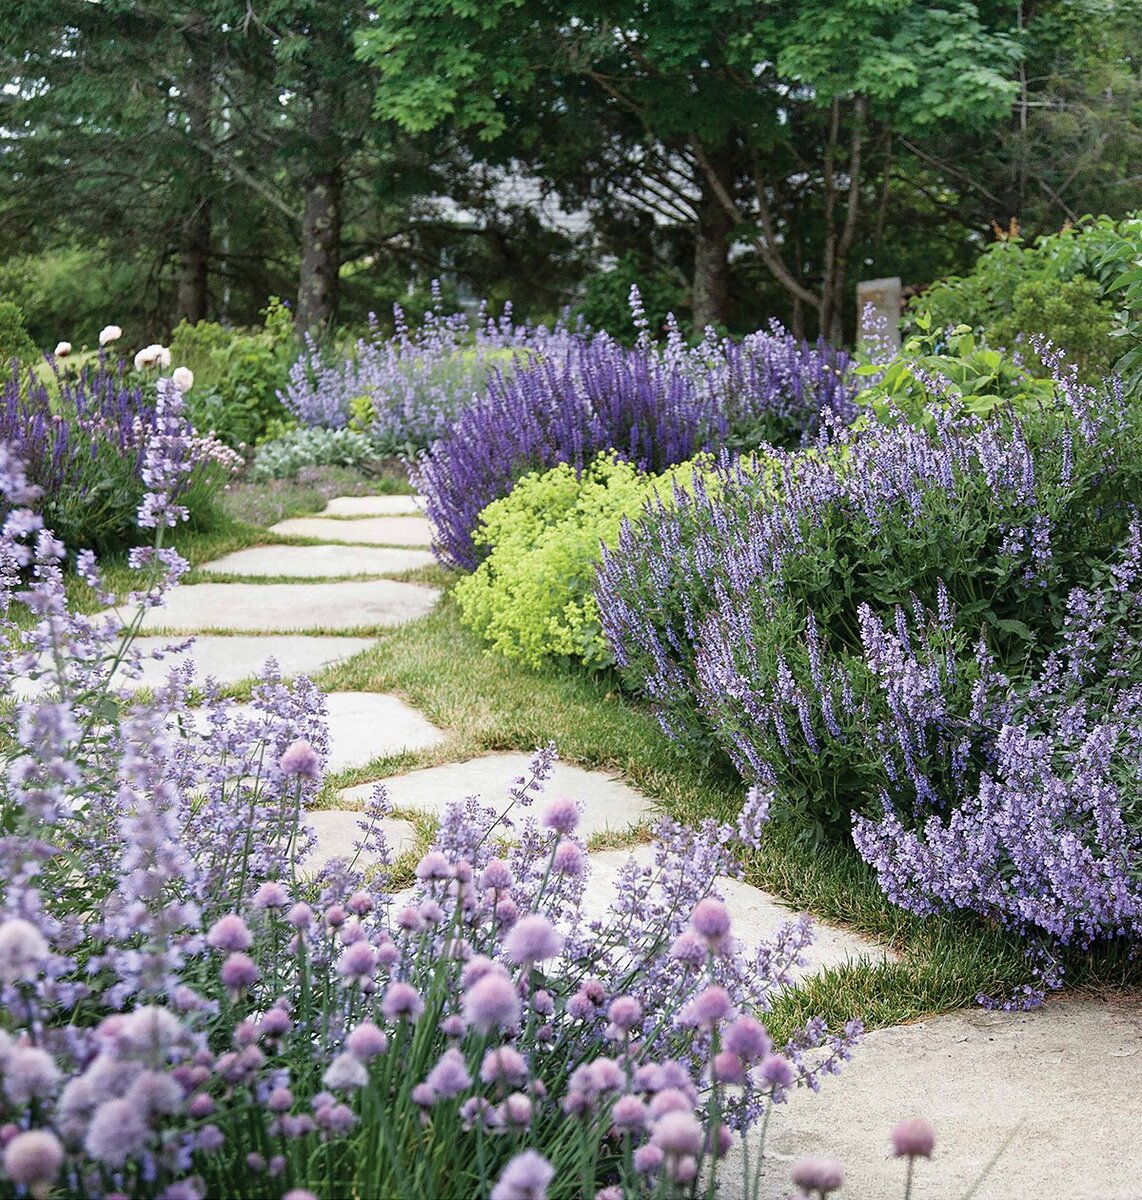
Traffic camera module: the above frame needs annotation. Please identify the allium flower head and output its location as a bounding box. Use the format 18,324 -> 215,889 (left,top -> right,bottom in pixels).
4,1129 -> 63,1195
790,1155 -> 845,1193
0,919 -> 49,983
724,1015 -> 771,1061
503,914 -> 563,964
502,1092 -> 531,1127
651,1111 -> 704,1157
381,981 -> 424,1022
891,1117 -> 936,1159
608,995 -> 642,1031
424,1047 -> 472,1100
85,1098 -> 149,1166
220,952 -> 260,992
480,1046 -> 527,1087
462,971 -> 520,1033
99,324 -> 122,346
253,881 -> 289,909
541,795 -> 580,834
279,739 -> 320,780
322,1052 -> 368,1092
689,897 -> 731,946
684,984 -> 733,1030
758,1053 -> 795,1091
633,1143 -> 664,1173
480,858 -> 513,890
611,1093 -> 648,1131
346,1021 -> 387,1061
282,1192 -> 318,1200
490,1149 -> 555,1200
669,930 -> 707,966
4,1047 -> 61,1104
415,851 -> 452,880
552,839 -> 585,875
336,940 -> 376,985
206,914 -> 252,953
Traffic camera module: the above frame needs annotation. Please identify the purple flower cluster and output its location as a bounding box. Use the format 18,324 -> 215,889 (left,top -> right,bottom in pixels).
0,440 -> 858,1198
417,321 -> 854,570
279,285 -> 578,451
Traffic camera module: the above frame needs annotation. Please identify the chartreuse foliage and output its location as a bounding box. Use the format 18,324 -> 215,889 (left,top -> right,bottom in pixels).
454,455 -> 710,669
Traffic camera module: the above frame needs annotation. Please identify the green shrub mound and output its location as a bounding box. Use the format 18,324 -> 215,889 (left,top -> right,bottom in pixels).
454,454 -> 707,669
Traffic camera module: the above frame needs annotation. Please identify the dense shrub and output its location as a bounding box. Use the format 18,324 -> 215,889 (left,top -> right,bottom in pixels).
248,425 -> 384,481
280,290 -> 573,454
455,455 -> 709,668
417,325 -> 855,571
597,364 -> 1142,845
0,300 -> 37,364
0,439 -> 857,1199
0,365 -> 239,553
170,298 -> 297,447
914,213 -> 1142,388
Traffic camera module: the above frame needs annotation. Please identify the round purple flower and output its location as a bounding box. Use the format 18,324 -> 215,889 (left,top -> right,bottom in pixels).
424,1047 -> 472,1100
260,1007 -> 291,1038
669,930 -> 707,966
206,914 -> 252,953
689,897 -> 731,946
552,840 -> 585,875
758,1053 -> 795,1091
0,919 -> 49,984
724,1015 -> 772,1062
415,851 -> 452,881
220,952 -> 260,992
611,1093 -> 648,1132
126,1070 -> 182,1115
891,1117 -> 936,1160
633,1144 -> 664,1173
279,738 -> 320,780
286,903 -> 313,930
3,1129 -> 63,1191
252,881 -> 289,910
541,795 -> 579,835
480,1046 -> 527,1087
790,1155 -> 845,1194
684,984 -> 733,1030
462,972 -> 520,1034
346,1021 -> 387,1062
323,1053 -> 367,1091
480,858 -> 513,890
607,995 -> 642,1032
381,981 -> 424,1022
651,1111 -> 704,1157
187,1093 -> 214,1119
267,1087 -> 293,1114
490,1149 -> 555,1200
501,1092 -> 531,1127
712,1051 -> 746,1084
4,1047 -> 61,1105
336,941 -> 376,985
503,915 -> 563,965
85,1098 -> 150,1167
649,1088 -> 692,1119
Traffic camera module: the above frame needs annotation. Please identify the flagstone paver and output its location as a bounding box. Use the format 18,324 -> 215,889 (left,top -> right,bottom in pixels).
302,810 -> 418,873
582,845 -> 890,981
102,579 -> 439,633
321,495 -> 426,516
269,515 -> 434,547
199,544 -> 434,579
337,752 -> 655,838
727,994 -> 1142,1200
221,692 -> 445,772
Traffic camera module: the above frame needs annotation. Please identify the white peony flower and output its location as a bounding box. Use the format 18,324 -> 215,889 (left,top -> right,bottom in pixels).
172,366 -> 194,393
133,343 -> 170,371
53,342 -> 71,358
98,325 -> 122,346
157,344 -> 172,369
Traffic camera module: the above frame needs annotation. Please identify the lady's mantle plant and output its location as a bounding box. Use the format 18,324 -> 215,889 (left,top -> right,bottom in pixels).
0,385 -> 858,1197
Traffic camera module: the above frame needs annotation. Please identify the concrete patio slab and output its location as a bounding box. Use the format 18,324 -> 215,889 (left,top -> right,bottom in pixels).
199,544 -> 434,579
320,495 -> 426,516
269,515 -> 434,547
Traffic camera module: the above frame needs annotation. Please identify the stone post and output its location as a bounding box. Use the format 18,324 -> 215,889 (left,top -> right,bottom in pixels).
856,276 -> 903,354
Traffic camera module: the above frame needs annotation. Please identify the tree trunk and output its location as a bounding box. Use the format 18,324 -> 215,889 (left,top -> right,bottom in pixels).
296,93 -> 343,335
692,147 -> 736,330
175,15 -> 213,325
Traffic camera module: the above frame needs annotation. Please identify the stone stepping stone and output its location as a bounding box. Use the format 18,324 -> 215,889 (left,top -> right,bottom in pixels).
219,692 -> 445,773
321,495 -> 425,516
338,752 -> 655,839
725,995 -> 1142,1200
102,579 -> 439,633
17,635 -> 374,695
199,544 -> 434,579
582,846 -> 889,983
302,810 -> 418,874
269,516 -> 434,547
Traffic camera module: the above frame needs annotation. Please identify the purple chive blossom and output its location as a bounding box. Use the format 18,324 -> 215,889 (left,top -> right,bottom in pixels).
279,738 -> 320,780
424,1048 -> 472,1101
651,1111 -> 704,1158
480,1047 -> 527,1087
689,898 -> 731,948
252,881 -> 289,909
480,858 -> 513,890
611,1094 -> 649,1131
607,995 -> 642,1032
462,972 -> 521,1034
219,953 -> 260,992
85,1098 -> 150,1167
380,981 -> 424,1022
891,1117 -> 936,1159
790,1156 -> 845,1194
322,1053 -> 368,1092
503,915 -> 563,965
633,1144 -> 665,1173
205,914 -> 252,953
713,1051 -> 746,1084
683,985 -> 733,1030
3,1129 -> 64,1191
489,1149 -> 555,1200
759,1054 -> 796,1092
4,1048 -> 61,1104
551,840 -> 585,875
541,796 -> 580,835
724,1015 -> 772,1061
0,919 -> 49,983
345,1022 -> 387,1062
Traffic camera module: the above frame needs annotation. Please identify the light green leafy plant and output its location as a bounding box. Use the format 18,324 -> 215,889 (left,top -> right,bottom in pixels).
455,454 -> 706,668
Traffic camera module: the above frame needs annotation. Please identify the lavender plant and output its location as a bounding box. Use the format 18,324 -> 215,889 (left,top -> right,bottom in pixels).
0,358 -> 239,553
417,309 -> 854,570
0,395 -> 858,1196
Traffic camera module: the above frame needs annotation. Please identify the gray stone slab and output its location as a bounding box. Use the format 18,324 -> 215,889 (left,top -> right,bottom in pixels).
582,846 -> 889,981
269,516 -> 434,547
303,810 -> 418,873
102,579 -> 439,633
199,544 -> 434,579
17,635 -> 375,695
321,495 -> 425,516
221,692 -> 444,772
721,995 -> 1142,1200
338,752 -> 655,838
